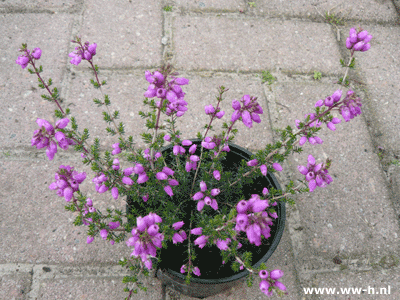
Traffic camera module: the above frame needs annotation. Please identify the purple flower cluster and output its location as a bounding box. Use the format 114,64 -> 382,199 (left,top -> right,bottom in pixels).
192,181 -> 220,211
204,104 -> 225,119
180,264 -> 201,276
16,47 -> 42,69
144,70 -> 189,117
192,227 -> 210,249
298,155 -> 332,192
122,163 -> 149,185
49,165 -> 86,202
99,221 -> 121,245
235,191 -> 274,246
346,28 -> 372,52
339,90 -> 362,122
172,221 -> 187,244
83,198 -> 95,227
156,166 -> 179,197
126,213 -> 164,270
31,118 -> 75,160
231,95 -> 263,128
259,269 -> 286,296
69,41 -> 97,65
92,172 -> 109,193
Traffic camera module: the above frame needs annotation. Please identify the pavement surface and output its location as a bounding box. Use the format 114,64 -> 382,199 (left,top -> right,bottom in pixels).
1,0 -> 400,299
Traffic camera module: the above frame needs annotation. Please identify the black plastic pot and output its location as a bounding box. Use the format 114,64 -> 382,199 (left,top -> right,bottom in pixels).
127,139 -> 285,299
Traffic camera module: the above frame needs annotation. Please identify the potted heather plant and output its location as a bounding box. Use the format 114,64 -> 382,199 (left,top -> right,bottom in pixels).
15,26 -> 371,299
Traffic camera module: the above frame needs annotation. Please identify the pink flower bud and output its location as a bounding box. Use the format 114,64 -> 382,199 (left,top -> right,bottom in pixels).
191,228 -> 203,235
205,105 -> 215,115
100,229 -> 108,240
247,159 -> 258,166
164,134 -> 171,142
270,269 -> 284,280
274,281 -> 287,291
108,221 -> 120,230
182,140 -> 192,146
189,144 -> 197,154
232,100 -> 241,110
211,188 -> 220,196
193,192 -> 204,200
122,177 -> 134,185
200,181 -> 207,191
111,187 -> 119,200
156,172 -> 168,180
180,265 -> 186,273
259,270 -> 269,279
172,221 -> 184,230
193,267 -> 201,276
32,48 -> 42,59
137,173 -> 149,184
87,236 -> 94,244
216,110 -> 225,119
272,163 -> 282,171
236,200 -> 248,213
213,170 -> 221,180
164,185 -> 173,197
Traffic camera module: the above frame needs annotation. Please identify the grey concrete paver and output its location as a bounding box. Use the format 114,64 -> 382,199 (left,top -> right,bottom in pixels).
247,0 -> 398,23
172,16 -> 342,74
173,0 -> 245,12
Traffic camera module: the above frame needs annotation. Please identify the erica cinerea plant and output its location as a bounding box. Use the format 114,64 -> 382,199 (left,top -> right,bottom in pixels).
15,26 -> 371,298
